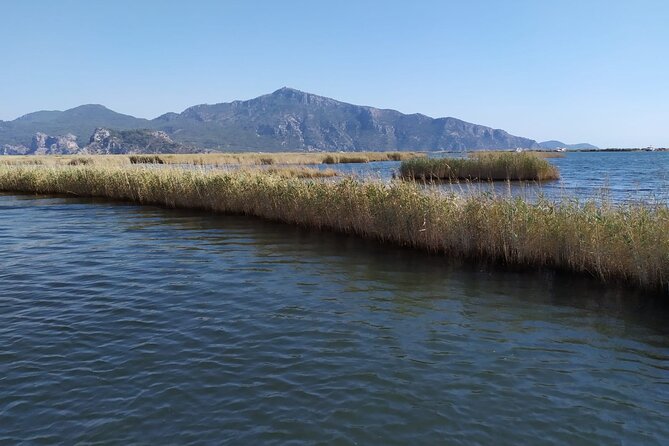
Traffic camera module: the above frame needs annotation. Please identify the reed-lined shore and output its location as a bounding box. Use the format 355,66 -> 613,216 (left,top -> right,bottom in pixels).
0,164 -> 666,293
399,152 -> 560,181
1,151 -> 424,167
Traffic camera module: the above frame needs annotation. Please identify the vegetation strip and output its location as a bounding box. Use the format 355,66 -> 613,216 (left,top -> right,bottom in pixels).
0,165 -> 666,292
2,151 -> 424,167
399,152 -> 560,181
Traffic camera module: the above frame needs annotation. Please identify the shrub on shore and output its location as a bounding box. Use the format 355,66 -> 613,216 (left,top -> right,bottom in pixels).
399,152 -> 560,182
129,155 -> 165,164
67,157 -> 94,166
0,164 -> 665,292
323,154 -> 370,164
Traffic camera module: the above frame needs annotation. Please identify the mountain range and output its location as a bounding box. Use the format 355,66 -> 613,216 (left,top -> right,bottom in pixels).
0,87 -> 597,154
537,140 -> 598,150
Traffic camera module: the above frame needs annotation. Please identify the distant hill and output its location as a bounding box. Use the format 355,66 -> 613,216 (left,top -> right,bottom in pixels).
539,140 -> 598,150
0,104 -> 150,148
151,87 -> 540,151
0,88 -> 594,154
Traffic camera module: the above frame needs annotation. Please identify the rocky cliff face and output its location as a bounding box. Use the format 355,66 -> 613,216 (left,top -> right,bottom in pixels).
30,132 -> 80,154
84,128 -> 192,154
0,129 -> 192,155
2,144 -> 30,155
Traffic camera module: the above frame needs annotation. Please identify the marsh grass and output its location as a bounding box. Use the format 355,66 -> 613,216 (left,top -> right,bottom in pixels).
0,157 -> 44,165
67,157 -> 94,166
323,154 -> 369,164
399,152 -> 560,182
119,151 -> 421,166
257,166 -> 338,178
129,155 -> 165,164
0,155 -> 129,167
0,151 -> 424,167
0,164 -> 666,292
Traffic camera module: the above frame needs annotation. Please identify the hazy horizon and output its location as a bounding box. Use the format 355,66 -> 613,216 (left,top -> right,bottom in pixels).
2,0 -> 668,148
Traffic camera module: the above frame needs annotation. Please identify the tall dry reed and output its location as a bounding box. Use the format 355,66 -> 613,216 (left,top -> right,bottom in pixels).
399,152 -> 560,181
0,151 -> 424,167
0,164 -> 666,292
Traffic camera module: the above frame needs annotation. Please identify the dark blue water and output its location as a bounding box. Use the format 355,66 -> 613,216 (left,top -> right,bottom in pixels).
531,151 -> 669,203
321,151 -> 669,204
1,192 -> 668,444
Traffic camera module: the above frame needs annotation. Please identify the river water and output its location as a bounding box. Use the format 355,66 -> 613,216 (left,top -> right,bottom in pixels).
1,191 -> 668,444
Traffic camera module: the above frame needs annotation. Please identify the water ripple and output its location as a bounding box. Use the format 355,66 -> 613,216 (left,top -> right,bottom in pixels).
0,193 -> 668,444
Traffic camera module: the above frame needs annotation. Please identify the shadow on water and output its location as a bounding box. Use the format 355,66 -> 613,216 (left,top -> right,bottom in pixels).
2,192 -> 669,445
20,192 -> 665,336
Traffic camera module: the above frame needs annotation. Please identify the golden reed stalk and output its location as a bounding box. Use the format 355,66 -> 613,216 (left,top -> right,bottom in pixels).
0,164 -> 666,292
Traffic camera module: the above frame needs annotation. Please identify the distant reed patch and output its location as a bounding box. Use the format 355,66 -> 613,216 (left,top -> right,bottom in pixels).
129,155 -> 165,164
399,152 -> 560,182
248,166 -> 338,178
1,151 -> 426,168
0,157 -> 44,165
67,157 -> 94,166
323,154 -> 369,164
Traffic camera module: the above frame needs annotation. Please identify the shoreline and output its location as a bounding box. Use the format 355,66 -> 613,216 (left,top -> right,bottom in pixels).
0,164 -> 667,294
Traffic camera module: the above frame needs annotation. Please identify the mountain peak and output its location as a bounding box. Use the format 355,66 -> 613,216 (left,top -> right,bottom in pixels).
4,89 -> 596,152
270,86 -> 312,99
13,104 -> 115,123
68,104 -> 110,111
272,86 -> 305,95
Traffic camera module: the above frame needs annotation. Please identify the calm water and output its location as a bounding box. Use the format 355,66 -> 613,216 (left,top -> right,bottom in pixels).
322,151 -> 669,204
1,192 -> 668,444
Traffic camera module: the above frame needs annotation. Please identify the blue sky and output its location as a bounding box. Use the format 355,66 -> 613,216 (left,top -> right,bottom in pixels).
1,0 -> 668,147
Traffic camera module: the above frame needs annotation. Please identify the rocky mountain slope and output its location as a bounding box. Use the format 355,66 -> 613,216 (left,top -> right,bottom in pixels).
2,128 -> 193,155
1,88 -> 593,153
152,87 -> 540,151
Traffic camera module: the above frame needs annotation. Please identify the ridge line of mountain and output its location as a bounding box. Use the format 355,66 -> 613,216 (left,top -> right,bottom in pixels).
0,87 -> 597,154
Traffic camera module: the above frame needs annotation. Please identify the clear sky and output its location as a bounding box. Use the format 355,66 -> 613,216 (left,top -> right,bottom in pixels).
1,0 -> 667,147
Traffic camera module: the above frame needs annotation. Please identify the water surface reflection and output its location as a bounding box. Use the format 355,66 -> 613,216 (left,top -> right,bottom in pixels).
0,193 -> 667,444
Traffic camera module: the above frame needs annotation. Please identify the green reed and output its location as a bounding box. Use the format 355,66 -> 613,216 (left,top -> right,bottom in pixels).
399,152 -> 560,181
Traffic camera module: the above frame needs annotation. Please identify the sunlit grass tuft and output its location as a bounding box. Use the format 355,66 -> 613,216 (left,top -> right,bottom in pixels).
399,152 -> 560,181
129,155 -> 165,164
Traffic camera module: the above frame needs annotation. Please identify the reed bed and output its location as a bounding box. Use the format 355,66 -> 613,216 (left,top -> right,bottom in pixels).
257,166 -> 338,178
0,164 -> 666,293
129,155 -> 165,164
399,152 -> 560,181
0,151 -> 424,167
0,155 -> 129,166
157,151 -> 422,165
